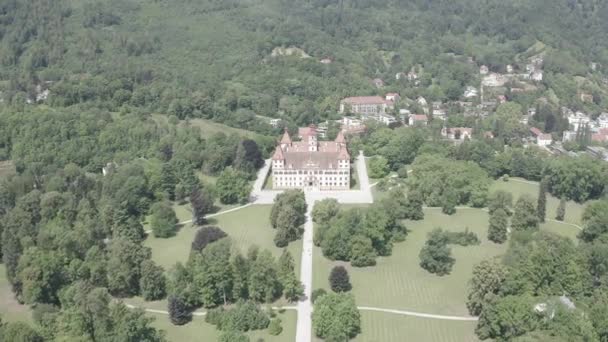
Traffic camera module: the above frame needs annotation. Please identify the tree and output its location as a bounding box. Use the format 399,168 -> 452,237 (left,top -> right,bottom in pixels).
191,239 -> 233,307
191,226 -> 227,253
0,321 -> 43,342
106,238 -> 151,297
368,156 -> 389,178
466,259 -> 508,316
419,229 -> 454,276
278,250 -> 303,301
190,186 -> 213,226
149,201 -> 178,238
579,200 -> 608,243
312,199 -> 340,223
16,248 -> 68,305
273,205 -> 301,247
404,190 -> 424,220
476,295 -> 538,340
329,266 -> 352,292
216,168 -> 251,205
312,292 -> 361,341
139,260 -> 166,301
311,288 -> 327,303
349,235 -> 377,267
160,162 -> 177,200
537,179 -> 547,223
268,318 -> 283,336
248,250 -> 281,303
556,198 -> 566,221
231,253 -> 249,300
442,187 -> 457,215
168,295 -> 191,325
218,330 -> 249,342
488,190 -> 513,215
234,139 -> 263,175
511,195 -> 539,232
488,208 -> 509,244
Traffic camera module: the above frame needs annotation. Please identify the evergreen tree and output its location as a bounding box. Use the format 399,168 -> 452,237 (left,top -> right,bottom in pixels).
488,208 -> 509,244
442,187 -> 457,215
419,229 -> 454,276
190,187 -> 213,226
160,162 -> 177,200
537,179 -> 547,223
329,266 -> 352,292
140,260 -> 166,301
231,253 -> 250,300
511,195 -> 540,231
168,295 -> 191,325
556,198 -> 566,221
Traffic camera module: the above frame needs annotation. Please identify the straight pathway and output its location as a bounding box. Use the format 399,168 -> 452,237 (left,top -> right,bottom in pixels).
295,203 -> 314,342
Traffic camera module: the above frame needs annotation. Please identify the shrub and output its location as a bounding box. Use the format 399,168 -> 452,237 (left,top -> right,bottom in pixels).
445,229 -> 480,246
268,318 -> 283,335
206,301 -> 270,332
329,266 -> 352,292
191,226 -> 227,253
502,174 -> 509,182
311,288 -> 327,303
168,295 -> 191,325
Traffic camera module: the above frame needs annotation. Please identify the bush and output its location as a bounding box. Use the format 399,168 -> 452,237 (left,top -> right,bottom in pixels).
329,266 -> 352,292
419,229 -> 454,276
397,165 -> 409,179
368,156 -> 390,178
168,295 -> 192,325
444,229 -> 480,246
191,226 -> 227,253
206,301 -> 270,332
268,318 -> 283,336
502,174 -> 509,182
150,201 -> 179,238
311,288 -> 327,303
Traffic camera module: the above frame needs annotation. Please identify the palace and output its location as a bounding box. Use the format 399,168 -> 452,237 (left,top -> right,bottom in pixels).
271,125 -> 350,190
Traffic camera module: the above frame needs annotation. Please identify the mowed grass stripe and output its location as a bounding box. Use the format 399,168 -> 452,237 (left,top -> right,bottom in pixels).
355,311 -> 479,342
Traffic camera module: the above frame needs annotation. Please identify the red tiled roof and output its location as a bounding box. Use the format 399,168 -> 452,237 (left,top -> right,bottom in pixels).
411,114 -> 427,121
338,147 -> 350,160
298,124 -> 317,137
538,133 -> 552,140
335,131 -> 346,144
272,147 -> 285,160
592,133 -> 608,142
280,130 -> 292,144
530,127 -> 542,136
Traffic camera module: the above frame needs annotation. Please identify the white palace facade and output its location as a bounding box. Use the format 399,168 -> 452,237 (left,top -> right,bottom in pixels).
271,125 -> 350,190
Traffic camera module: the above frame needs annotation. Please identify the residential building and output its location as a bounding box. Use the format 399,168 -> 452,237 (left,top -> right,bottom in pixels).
568,112 -> 591,131
464,86 -> 478,98
339,96 -> 394,115
530,127 -> 552,147
271,126 -> 350,190
441,127 -> 472,141
598,113 -> 608,128
562,130 -> 577,142
408,114 -> 428,126
385,93 -> 400,102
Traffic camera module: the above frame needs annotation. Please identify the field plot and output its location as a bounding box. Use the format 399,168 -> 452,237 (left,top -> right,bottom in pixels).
148,309 -> 296,342
355,311 -> 479,342
145,205 -> 302,277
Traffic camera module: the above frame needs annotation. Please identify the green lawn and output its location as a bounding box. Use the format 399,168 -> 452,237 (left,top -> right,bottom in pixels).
0,264 -> 32,323
490,178 -> 585,226
314,208 -> 506,316
148,309 -> 296,342
145,205 -> 302,277
355,311 -> 479,342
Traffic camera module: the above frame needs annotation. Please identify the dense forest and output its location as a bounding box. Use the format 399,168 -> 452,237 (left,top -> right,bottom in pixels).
1,0 -> 608,129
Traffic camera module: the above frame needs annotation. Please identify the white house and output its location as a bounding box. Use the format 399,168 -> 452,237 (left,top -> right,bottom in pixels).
568,112 -> 591,131
598,113 -> 608,128
441,127 -> 472,141
408,114 -> 428,126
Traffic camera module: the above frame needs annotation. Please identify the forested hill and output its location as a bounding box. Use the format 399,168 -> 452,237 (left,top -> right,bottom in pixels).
1,0 -> 607,126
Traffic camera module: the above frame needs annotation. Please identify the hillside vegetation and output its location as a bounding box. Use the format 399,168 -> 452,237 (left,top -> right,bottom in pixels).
1,0 -> 607,130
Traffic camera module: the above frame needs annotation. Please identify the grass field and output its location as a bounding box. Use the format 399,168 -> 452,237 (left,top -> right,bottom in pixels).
354,311 -> 479,342
148,309 -> 296,341
314,208 -> 506,316
490,178 -> 585,226
145,205 -> 302,277
0,264 -> 32,323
